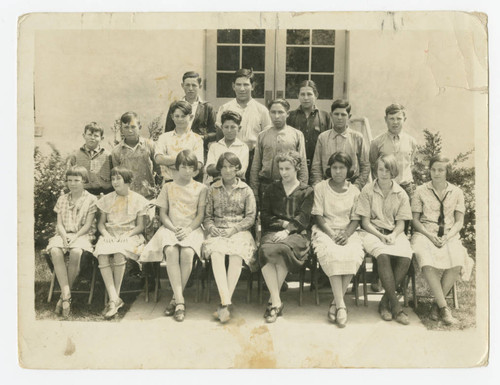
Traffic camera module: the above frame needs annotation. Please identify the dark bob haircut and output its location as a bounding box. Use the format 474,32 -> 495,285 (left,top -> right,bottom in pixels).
170,100 -> 193,116
111,166 -> 134,184
216,152 -> 242,172
325,152 -> 354,180
175,149 -> 199,171
66,166 -> 89,184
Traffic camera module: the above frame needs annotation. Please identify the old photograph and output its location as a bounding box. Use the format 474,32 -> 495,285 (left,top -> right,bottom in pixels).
17,11 -> 489,369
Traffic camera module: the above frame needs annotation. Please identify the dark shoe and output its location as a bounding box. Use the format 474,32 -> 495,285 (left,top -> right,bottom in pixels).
263,302 -> 272,318
336,307 -> 347,328
371,280 -> 382,293
439,306 -> 459,325
429,302 -> 439,321
217,305 -> 231,324
327,302 -> 337,323
61,297 -> 72,319
281,281 -> 289,292
378,301 -> 392,321
264,303 -> 284,323
164,299 -> 176,317
55,297 -> 63,315
394,310 -> 410,325
173,303 -> 185,322
105,298 -> 124,319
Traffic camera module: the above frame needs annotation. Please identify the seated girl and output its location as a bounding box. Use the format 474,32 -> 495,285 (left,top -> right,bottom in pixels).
258,151 -> 314,323
202,152 -> 256,323
93,166 -> 150,319
140,150 -> 207,322
311,152 -> 364,328
411,155 -> 474,325
355,154 -> 413,325
47,166 -> 98,318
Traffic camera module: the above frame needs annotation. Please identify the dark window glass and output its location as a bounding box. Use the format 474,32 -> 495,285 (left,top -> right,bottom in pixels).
242,46 -> 266,72
312,30 -> 335,45
285,74 -> 309,99
311,47 -> 335,73
311,74 -> 334,100
252,73 -> 265,99
286,29 -> 310,45
217,46 -> 240,71
216,73 -> 234,98
286,47 -> 309,72
217,29 -> 240,44
242,29 -> 266,44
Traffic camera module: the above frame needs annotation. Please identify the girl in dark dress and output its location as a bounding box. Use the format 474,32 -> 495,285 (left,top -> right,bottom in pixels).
259,151 -> 314,323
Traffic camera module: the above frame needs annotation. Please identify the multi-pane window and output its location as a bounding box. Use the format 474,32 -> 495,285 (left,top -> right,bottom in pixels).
285,29 -> 336,100
216,29 -> 266,98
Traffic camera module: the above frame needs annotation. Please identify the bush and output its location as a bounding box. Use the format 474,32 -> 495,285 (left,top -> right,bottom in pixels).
34,144 -> 67,248
412,129 -> 475,257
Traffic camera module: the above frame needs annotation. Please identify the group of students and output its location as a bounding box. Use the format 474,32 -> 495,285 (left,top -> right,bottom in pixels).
45,68 -> 474,328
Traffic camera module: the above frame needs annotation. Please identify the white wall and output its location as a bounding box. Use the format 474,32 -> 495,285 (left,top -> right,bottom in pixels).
34,30 -> 206,152
348,29 -> 487,163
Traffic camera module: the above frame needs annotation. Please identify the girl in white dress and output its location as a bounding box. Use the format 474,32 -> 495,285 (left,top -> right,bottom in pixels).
140,150 -> 207,322
411,155 -> 474,325
94,167 -> 150,319
311,152 -> 364,327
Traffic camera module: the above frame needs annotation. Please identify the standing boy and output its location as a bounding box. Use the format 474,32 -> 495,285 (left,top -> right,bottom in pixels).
111,112 -> 157,200
164,71 -> 217,156
67,122 -> 113,196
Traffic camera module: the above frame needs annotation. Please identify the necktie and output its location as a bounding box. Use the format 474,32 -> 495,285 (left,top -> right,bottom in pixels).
431,190 -> 450,237
392,135 -> 400,153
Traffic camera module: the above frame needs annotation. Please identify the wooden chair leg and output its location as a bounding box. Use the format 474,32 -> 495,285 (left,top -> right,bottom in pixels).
362,260 -> 368,306
258,271 -> 263,305
453,282 -> 459,309
206,262 -> 211,303
88,261 -> 97,305
144,272 -> 150,303
246,272 -> 252,304
154,263 -> 160,303
47,272 -> 56,303
299,268 -> 304,306
314,261 -> 319,306
411,269 -> 417,309
353,274 -> 359,306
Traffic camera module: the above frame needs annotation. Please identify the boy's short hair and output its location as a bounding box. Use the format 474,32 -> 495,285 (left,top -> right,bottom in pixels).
84,122 -> 104,137
232,68 -> 255,85
216,152 -> 242,172
182,71 -> 202,85
170,100 -> 193,116
66,166 -> 89,184
120,112 -> 141,127
325,152 -> 354,180
385,103 -> 406,117
111,166 -> 134,184
331,99 -> 352,114
221,110 -> 242,126
175,149 -> 199,171
298,80 -> 319,98
374,154 -> 399,179
276,151 -> 302,171
268,98 -> 291,112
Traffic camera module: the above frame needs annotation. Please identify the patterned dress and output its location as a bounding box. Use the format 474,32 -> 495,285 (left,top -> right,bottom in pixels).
47,190 -> 98,253
311,180 -> 364,276
140,180 -> 207,261
258,181 -> 314,273
93,191 -> 150,260
355,180 -> 413,259
202,179 -> 256,265
410,182 -> 474,280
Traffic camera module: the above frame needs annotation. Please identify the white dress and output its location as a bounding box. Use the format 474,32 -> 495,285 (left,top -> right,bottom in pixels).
311,180 -> 364,276
140,180 -> 207,262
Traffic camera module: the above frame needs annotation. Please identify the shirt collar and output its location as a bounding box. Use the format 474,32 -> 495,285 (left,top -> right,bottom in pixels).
81,145 -> 103,154
331,126 -> 350,138
373,179 -> 404,196
172,128 -> 193,137
217,137 -> 244,147
120,137 -> 144,149
182,96 -> 203,104
298,105 -> 319,115
213,177 -> 246,190
425,181 -> 453,194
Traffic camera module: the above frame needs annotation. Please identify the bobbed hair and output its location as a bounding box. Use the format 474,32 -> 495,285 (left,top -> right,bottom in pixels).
428,154 -> 452,177
170,100 -> 193,116
216,152 -> 242,172
66,166 -> 89,184
325,152 -> 354,180
374,154 -> 399,179
175,149 -> 199,171
111,166 -> 134,184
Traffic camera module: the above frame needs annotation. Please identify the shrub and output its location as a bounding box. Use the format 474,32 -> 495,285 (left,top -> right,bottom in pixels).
34,144 -> 67,248
412,129 -> 475,257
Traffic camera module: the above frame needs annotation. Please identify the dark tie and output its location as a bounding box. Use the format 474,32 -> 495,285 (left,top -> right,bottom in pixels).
431,190 -> 450,237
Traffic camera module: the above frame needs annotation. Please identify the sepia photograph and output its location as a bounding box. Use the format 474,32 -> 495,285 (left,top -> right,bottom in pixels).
16,8 -> 489,371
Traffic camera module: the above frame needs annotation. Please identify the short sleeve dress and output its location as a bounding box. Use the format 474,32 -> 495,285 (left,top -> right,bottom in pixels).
202,179 -> 256,266
93,191 -> 150,260
140,179 -> 207,262
410,182 -> 474,280
311,180 -> 364,276
47,190 -> 98,253
355,180 -> 413,259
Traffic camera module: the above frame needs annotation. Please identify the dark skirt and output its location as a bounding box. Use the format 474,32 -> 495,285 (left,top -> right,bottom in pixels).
258,232 -> 310,273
